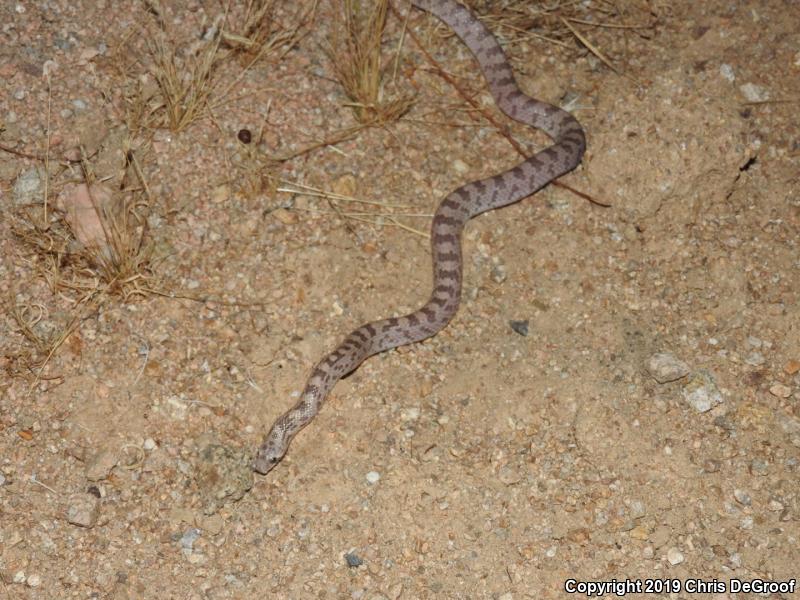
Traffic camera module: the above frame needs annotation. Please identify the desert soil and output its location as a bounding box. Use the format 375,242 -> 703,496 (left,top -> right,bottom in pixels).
1,0 -> 799,598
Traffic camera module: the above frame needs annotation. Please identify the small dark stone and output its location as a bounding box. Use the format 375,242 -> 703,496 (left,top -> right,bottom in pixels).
237,128 -> 252,144
509,320 -> 529,336
87,485 -> 101,498
344,552 -> 363,568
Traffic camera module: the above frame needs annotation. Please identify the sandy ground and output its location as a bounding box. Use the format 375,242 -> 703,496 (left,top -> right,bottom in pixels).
1,0 -> 799,598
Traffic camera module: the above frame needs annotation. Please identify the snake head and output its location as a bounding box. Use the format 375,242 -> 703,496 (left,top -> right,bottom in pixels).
252,449 -> 280,475
252,421 -> 291,474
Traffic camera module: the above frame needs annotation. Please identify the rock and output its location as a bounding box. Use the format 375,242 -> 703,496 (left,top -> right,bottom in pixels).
769,383 -> 791,398
344,552 -> 363,567
12,167 -> 46,206
509,320 -> 529,336
66,493 -> 101,527
647,353 -> 690,383
666,547 -> 684,565
682,370 -> 723,412
739,82 -> 769,102
733,489 -> 752,506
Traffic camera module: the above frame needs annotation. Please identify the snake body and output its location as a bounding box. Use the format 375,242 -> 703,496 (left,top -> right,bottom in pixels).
253,0 -> 585,474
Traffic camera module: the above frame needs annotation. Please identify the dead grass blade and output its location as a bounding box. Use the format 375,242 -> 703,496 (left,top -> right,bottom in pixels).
275,178 -> 429,237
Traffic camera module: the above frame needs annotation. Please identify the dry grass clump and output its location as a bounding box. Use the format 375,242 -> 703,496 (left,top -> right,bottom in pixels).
6,140 -> 155,381
145,34 -> 222,133
12,150 -> 155,302
465,0 -> 658,72
115,1 -> 314,134
327,0 -> 414,125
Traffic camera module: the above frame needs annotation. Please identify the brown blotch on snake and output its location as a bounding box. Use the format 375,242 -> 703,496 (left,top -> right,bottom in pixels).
253,0 -> 586,475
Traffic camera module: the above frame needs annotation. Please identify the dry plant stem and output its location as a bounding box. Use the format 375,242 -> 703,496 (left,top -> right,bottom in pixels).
277,179 -> 429,236
560,17 -> 619,75
43,77 -> 53,224
266,122 -> 369,162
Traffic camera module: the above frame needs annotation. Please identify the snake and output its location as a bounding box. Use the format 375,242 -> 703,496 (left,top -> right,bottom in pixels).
253,0 -> 586,474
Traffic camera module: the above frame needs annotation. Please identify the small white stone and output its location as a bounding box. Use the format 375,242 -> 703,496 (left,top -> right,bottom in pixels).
365,471 -> 381,484
719,63 -> 735,82
740,82 -> 769,102
143,438 -> 158,451
682,371 -> 723,412
27,574 -> 42,587
666,547 -> 684,565
452,159 -> 469,174
13,571 -> 25,584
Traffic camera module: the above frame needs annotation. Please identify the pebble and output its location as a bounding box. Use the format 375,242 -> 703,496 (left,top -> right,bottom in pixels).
719,63 -> 735,82
344,552 -> 363,567
27,574 -> 42,587
646,352 -> 690,383
739,82 -> 769,102
498,465 -> 522,485
682,370 -> 722,412
143,437 -> 158,451
749,458 -> 768,475
365,471 -> 380,484
666,547 -> 684,565
12,167 -> 45,206
733,489 -> 752,506
452,159 -> 469,174
490,263 -> 507,283
769,383 -> 791,398
272,207 -> 298,224
66,492 -> 101,527
509,320 -> 529,336
179,528 -> 201,550
744,352 -> 765,366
